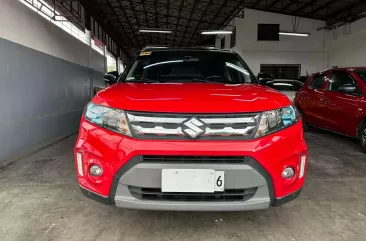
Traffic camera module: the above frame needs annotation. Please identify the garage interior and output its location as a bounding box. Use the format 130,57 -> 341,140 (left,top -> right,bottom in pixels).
1,0 -> 366,240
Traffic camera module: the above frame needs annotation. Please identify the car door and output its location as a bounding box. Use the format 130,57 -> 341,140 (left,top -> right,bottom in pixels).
298,72 -> 329,128
323,70 -> 363,136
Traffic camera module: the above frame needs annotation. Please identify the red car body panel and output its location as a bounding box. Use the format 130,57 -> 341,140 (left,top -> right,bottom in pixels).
93,83 -> 291,113
295,67 -> 366,137
75,116 -> 307,199
74,48 -> 309,209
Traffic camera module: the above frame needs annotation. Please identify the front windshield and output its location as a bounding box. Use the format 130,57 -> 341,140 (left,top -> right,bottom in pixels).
122,50 -> 255,84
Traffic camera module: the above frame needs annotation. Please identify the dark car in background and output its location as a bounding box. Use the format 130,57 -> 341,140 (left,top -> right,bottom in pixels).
257,73 -> 303,101
295,67 -> 366,153
270,79 -> 303,102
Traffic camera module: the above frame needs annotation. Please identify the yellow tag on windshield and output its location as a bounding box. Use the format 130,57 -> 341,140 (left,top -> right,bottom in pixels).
140,52 -> 152,56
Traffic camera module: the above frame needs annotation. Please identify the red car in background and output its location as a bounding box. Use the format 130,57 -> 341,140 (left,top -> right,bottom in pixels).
295,67 -> 366,153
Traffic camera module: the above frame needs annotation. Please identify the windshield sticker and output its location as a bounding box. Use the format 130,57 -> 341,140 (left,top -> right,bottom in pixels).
140,52 -> 152,56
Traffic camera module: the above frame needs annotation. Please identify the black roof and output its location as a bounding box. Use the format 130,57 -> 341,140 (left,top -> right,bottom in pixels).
141,46 -> 233,52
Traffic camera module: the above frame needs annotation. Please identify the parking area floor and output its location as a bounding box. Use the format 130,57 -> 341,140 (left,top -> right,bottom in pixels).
1,129 -> 366,241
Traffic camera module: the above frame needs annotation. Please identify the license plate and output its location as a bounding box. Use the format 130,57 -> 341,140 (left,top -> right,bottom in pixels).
161,169 -> 225,193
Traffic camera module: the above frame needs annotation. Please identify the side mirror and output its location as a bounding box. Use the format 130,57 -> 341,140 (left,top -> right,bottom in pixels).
257,73 -> 274,86
339,84 -> 357,94
103,71 -> 118,85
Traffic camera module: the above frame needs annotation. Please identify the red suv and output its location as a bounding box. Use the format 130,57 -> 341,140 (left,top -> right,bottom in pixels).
74,47 -> 308,211
295,67 -> 366,152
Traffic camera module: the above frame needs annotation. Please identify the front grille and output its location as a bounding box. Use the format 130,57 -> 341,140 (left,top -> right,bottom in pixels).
143,155 -> 249,164
126,111 -> 260,140
129,186 -> 257,201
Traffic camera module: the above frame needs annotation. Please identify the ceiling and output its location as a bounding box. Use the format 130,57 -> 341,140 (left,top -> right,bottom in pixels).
76,0 -> 366,54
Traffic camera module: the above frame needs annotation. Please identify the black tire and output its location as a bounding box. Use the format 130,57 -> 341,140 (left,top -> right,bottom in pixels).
299,109 -> 310,132
360,122 -> 366,153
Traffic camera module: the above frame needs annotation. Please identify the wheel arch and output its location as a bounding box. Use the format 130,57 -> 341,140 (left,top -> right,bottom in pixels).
357,117 -> 366,138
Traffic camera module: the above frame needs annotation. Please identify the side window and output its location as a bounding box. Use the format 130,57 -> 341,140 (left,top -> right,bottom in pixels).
309,74 -> 326,89
327,71 -> 356,91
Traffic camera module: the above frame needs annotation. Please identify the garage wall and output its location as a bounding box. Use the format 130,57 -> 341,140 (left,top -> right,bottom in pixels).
216,8 -> 327,76
326,18 -> 366,68
0,0 -> 105,162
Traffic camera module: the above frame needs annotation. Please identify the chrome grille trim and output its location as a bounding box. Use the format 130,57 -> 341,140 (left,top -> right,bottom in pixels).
205,126 -> 256,136
126,111 -> 261,140
127,114 -> 185,124
130,125 -> 256,136
131,125 -> 183,135
127,113 -> 257,124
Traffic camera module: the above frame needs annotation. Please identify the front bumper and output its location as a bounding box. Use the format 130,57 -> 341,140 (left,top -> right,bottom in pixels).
75,117 -> 307,211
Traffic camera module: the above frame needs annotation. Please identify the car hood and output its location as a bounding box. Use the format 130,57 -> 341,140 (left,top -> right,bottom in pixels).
93,83 -> 291,113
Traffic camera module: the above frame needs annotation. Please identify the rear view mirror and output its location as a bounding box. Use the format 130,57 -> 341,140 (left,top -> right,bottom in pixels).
257,73 -> 274,86
103,71 -> 119,85
339,84 -> 357,94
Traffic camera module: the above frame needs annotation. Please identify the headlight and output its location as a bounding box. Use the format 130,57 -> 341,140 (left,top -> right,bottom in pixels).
255,105 -> 298,138
84,103 -> 132,137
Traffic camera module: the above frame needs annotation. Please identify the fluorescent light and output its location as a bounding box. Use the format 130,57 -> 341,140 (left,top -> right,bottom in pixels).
201,30 -> 232,35
139,28 -> 172,33
144,60 -> 183,69
279,32 -> 310,37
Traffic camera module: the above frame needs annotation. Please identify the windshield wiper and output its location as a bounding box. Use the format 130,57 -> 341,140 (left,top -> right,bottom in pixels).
191,78 -> 223,83
125,78 -> 157,83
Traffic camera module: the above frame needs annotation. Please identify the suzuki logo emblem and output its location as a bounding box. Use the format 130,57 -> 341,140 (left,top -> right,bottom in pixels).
182,117 -> 206,139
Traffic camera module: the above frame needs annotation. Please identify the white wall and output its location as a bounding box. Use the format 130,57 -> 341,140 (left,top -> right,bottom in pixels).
0,0 -> 105,161
217,8 -> 327,76
325,18 -> 366,68
0,0 -> 104,73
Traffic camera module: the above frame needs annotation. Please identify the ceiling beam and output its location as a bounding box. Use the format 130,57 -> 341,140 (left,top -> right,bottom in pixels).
280,0 -> 300,12
187,0 -> 215,46
106,8 -> 230,27
105,0 -> 136,47
172,0 -> 184,46
165,0 -> 170,45
194,0 -> 237,46
294,0 -> 319,13
153,0 -> 159,44
124,0 -> 147,46
77,0 -> 131,56
250,0 -> 262,8
267,0 -> 281,9
325,0 -> 366,25
140,0 -> 154,44
182,0 -> 199,46
309,0 -> 335,16
91,0 -> 241,18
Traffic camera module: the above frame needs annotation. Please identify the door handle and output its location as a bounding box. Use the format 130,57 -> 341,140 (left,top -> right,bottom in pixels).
320,98 -> 328,103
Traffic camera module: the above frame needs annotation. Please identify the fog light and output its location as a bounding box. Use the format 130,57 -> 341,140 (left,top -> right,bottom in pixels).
299,155 -> 306,178
282,167 -> 295,179
76,152 -> 83,176
89,165 -> 103,176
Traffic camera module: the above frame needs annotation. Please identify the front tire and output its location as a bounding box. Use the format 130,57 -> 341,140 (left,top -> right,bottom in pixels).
360,122 -> 366,153
299,109 -> 310,132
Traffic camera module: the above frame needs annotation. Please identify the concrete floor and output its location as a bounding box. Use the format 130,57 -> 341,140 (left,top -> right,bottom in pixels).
1,130 -> 366,241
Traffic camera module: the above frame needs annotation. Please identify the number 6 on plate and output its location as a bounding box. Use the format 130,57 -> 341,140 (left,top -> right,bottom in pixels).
214,171 -> 225,192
